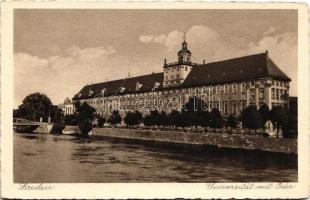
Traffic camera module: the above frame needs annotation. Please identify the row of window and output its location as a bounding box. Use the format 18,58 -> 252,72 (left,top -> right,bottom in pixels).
272,80 -> 288,87
165,74 -> 181,81
188,83 -> 247,95
85,81 -> 287,103
178,55 -> 190,62
271,88 -> 288,100
164,66 -> 189,73
86,85 -> 258,103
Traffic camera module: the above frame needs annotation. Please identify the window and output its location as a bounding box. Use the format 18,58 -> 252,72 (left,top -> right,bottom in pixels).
232,102 -> 237,114
224,84 -> 228,93
280,89 -> 284,100
176,74 -> 180,79
250,89 -> 255,102
240,100 -> 246,112
185,67 -> 188,71
232,83 -> 237,93
216,85 -> 221,93
215,101 -> 220,110
210,86 -> 214,95
202,86 -> 207,94
284,90 -> 288,100
170,75 -> 174,80
276,89 -> 279,100
165,76 -> 168,80
259,88 -> 264,99
195,87 -> 199,94
224,102 -> 228,114
241,83 -> 246,94
272,88 -> 275,99
251,81 -> 255,86
187,57 -> 190,62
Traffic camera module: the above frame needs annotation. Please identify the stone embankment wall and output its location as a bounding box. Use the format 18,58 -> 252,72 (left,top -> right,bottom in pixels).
92,128 -> 297,154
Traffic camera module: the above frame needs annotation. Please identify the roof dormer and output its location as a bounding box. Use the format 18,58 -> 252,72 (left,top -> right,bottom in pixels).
136,82 -> 143,91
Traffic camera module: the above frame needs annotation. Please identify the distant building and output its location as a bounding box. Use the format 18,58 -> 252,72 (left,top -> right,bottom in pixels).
59,97 -> 75,116
71,39 -> 291,117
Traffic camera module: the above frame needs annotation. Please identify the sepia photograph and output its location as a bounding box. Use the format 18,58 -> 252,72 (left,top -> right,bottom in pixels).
1,2 -> 309,199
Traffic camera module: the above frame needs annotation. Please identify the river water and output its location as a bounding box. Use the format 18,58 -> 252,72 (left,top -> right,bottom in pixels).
14,133 -> 297,183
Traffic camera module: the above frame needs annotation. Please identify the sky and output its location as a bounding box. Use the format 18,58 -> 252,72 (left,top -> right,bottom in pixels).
14,9 -> 298,108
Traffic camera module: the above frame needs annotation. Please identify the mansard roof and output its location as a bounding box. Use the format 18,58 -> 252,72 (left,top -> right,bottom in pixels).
73,52 -> 290,100
183,52 -> 291,87
73,73 -> 163,100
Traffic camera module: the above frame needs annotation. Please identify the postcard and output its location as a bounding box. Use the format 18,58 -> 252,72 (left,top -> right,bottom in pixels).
1,1 -> 309,199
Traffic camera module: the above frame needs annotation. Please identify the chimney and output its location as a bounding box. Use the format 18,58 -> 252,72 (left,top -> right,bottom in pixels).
203,59 -> 206,64
164,58 -> 167,66
265,50 -> 269,60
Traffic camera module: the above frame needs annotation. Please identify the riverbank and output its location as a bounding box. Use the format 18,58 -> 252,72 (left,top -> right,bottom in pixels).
92,128 -> 297,154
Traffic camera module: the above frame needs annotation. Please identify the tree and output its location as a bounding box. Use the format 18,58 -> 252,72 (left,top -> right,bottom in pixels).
168,110 -> 181,127
143,110 -> 161,127
209,108 -> 224,130
64,114 -> 79,126
135,111 -> 143,125
77,102 -> 96,122
181,96 -> 210,127
124,111 -> 142,127
17,93 -> 53,121
270,106 -> 288,137
259,104 -> 270,129
108,110 -> 122,126
78,120 -> 92,137
98,116 -> 106,128
143,114 -> 153,127
241,105 -> 263,131
158,111 -> 169,127
75,102 -> 96,136
50,105 -> 63,123
227,114 -> 237,128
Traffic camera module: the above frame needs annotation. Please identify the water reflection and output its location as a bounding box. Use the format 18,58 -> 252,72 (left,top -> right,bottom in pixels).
14,133 -> 297,183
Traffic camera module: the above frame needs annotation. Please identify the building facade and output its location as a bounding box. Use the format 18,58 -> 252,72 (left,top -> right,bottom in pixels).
70,40 -> 290,118
59,97 -> 75,116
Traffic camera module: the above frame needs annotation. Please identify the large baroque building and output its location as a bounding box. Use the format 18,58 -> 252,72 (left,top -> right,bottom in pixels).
68,39 -> 291,118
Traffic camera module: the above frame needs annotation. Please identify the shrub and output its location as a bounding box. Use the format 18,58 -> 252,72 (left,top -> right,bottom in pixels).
227,114 -> 238,128
50,123 -> 65,134
241,105 -> 262,132
209,108 -> 224,130
79,120 -> 92,137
